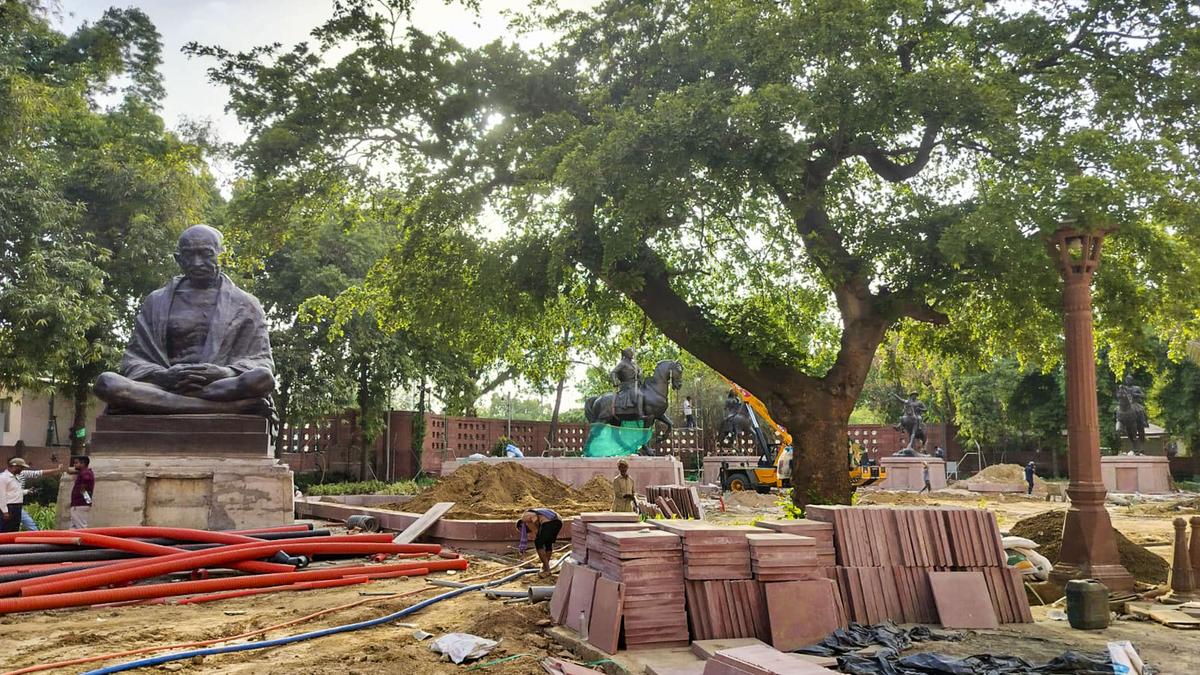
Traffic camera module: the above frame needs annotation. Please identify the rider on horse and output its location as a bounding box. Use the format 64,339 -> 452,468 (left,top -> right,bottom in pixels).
610,347 -> 642,418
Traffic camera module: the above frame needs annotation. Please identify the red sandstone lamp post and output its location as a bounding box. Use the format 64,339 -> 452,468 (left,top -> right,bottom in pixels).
1046,225 -> 1134,592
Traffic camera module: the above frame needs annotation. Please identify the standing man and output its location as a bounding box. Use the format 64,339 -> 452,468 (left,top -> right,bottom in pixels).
612,459 -> 636,512
517,508 -> 562,576
13,461 -> 65,531
682,396 -> 696,429
1025,461 -> 1036,496
66,456 -> 94,529
918,461 -> 932,495
1,459 -> 28,533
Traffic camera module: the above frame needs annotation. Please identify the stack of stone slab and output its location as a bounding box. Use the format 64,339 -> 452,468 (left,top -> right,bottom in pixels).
754,519 -> 836,569
805,505 -> 1032,626
571,512 -> 641,565
587,521 -> 651,563
597,529 -> 691,649
645,485 -> 706,519
746,533 -> 820,582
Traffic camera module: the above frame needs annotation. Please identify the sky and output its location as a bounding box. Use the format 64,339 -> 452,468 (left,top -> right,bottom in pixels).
56,0 -> 599,414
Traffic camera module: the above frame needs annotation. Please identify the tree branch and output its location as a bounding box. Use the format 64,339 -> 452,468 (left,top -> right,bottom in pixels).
565,201 -> 815,397
849,116 -> 942,183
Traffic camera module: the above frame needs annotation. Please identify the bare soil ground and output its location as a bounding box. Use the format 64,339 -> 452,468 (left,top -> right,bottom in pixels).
0,558 -> 565,675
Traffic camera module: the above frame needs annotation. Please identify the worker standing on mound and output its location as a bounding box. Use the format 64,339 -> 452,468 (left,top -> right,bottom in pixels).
517,508 -> 562,576
612,459 -> 636,512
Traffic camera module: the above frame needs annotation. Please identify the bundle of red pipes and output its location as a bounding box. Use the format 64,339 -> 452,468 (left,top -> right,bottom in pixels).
0,525 -> 465,613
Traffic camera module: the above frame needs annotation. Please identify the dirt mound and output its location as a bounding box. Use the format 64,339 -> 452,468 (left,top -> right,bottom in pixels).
966,463 -> 1049,493
725,491 -> 779,509
1009,510 -> 1169,584
401,462 -> 610,520
579,474 -> 616,503
464,602 -> 549,642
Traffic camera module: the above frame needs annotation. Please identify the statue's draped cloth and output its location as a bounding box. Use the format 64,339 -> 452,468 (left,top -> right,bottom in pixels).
122,274 -> 274,388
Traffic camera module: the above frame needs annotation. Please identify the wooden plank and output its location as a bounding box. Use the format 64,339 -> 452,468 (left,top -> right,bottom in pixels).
391,501 -> 455,544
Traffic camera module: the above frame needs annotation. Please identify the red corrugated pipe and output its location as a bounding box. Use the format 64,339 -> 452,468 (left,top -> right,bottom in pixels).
0,533 -> 404,597
0,524 -> 311,546
19,541 -> 443,597
10,532 -> 289,575
0,561 -> 459,614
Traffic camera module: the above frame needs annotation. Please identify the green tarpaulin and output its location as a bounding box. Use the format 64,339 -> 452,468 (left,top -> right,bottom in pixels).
583,421 -> 652,457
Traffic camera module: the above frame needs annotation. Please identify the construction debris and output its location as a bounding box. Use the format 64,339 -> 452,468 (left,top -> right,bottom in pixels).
646,485 -> 706,519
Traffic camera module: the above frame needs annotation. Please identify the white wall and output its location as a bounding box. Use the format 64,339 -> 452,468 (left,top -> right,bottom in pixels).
0,389 -> 103,447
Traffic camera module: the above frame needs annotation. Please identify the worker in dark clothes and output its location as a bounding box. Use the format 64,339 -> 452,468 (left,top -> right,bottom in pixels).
517,507 -> 562,576
1025,461 -> 1036,496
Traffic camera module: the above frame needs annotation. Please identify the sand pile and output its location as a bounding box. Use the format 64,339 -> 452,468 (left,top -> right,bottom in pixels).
399,462 -> 611,520
578,475 -> 617,503
963,463 -> 1049,493
1009,510 -> 1169,584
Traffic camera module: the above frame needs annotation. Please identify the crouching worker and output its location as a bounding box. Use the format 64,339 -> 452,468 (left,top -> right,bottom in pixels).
517,507 -> 562,576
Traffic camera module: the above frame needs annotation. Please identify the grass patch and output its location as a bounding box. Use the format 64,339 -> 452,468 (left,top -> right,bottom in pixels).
1177,480 -> 1200,493
24,503 -> 58,530
304,478 -> 431,496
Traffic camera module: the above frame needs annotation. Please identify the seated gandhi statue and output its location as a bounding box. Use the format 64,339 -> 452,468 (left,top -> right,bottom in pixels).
94,224 -> 276,416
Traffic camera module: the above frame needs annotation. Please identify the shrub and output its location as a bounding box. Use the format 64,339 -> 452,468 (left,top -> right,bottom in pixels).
304,479 -> 428,496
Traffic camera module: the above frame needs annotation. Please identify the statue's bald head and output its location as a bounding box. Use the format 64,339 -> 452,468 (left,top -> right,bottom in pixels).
175,224 -> 224,287
178,224 -> 224,251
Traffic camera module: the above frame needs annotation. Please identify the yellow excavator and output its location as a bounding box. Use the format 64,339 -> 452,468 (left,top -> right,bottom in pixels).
715,376 -> 885,492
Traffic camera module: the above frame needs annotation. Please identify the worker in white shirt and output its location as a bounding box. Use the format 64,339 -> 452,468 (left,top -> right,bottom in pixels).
12,460 -> 65,531
1,458 -> 30,533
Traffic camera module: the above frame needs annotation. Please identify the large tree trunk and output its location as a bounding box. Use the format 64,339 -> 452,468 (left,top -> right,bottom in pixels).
780,394 -> 855,507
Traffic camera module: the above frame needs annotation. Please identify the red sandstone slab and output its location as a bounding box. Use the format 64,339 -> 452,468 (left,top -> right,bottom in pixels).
881,570 -> 901,621
928,571 -> 999,629
550,561 -> 577,624
580,511 -> 646,523
967,510 -> 986,566
588,577 -> 624,654
708,645 -> 841,675
763,579 -> 841,651
566,565 -> 599,632
747,533 -> 815,547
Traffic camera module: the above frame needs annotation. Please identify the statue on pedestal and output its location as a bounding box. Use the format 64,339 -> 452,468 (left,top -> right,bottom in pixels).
1115,375 -> 1148,454
94,225 -> 276,416
893,391 -> 927,455
584,350 -> 683,448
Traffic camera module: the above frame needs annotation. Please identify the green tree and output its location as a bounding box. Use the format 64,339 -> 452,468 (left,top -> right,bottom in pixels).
1,4 -> 213,450
193,0 -> 1200,505
1008,368 -> 1067,476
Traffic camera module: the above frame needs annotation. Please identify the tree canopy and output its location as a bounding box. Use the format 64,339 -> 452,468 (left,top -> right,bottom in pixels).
192,0 -> 1200,503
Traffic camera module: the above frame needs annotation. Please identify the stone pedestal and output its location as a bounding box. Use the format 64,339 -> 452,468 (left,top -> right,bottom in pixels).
57,414 -> 293,530
877,457 -> 945,491
1101,455 -> 1171,494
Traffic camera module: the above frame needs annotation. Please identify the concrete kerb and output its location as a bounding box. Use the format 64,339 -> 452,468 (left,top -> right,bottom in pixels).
295,498 -> 575,553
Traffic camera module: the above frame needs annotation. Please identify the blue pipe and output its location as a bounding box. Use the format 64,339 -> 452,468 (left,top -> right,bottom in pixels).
83,568 -> 536,674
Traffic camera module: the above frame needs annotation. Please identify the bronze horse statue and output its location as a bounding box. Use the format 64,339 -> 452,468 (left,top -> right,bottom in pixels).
585,360 -> 683,447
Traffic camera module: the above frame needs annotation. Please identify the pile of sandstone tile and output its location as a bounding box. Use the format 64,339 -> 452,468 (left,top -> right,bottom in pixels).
553,505 -> 1031,656
645,484 -> 705,519
805,504 -> 1033,626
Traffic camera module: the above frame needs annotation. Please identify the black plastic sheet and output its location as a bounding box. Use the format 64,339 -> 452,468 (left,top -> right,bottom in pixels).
797,621 -> 963,657
797,622 -> 1117,675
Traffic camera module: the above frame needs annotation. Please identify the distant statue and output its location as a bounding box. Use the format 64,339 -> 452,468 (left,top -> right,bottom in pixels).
893,391 -> 927,454
1115,375 -> 1148,454
94,224 -> 276,417
585,358 -> 683,445
717,390 -> 752,447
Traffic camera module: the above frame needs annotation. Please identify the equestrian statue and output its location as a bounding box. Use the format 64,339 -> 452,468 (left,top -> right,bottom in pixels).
892,391 -> 927,455
717,389 -> 753,447
584,348 -> 683,448
1115,375 -> 1149,454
